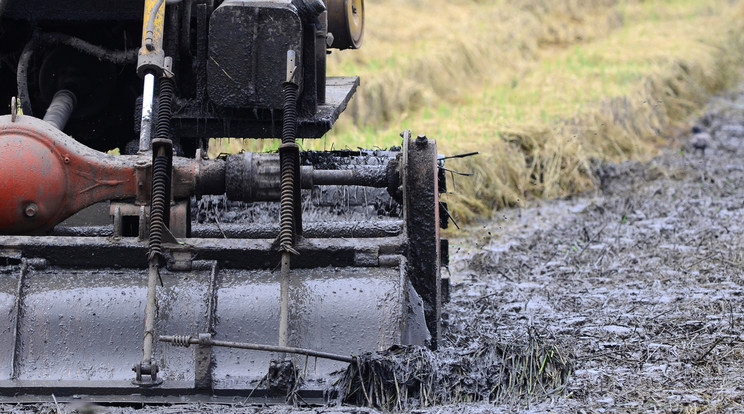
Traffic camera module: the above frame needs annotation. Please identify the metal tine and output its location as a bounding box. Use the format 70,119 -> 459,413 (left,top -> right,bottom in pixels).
10,259 -> 28,379
438,166 -> 473,176
438,151 -> 479,160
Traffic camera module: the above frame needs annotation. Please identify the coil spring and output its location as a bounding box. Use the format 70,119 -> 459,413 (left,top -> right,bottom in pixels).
148,155 -> 170,260
278,82 -> 299,251
279,154 -> 295,249
281,82 -> 298,145
172,335 -> 192,348
155,77 -> 174,141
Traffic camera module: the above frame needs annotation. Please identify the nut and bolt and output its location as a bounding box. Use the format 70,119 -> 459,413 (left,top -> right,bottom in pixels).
416,134 -> 428,146
24,203 -> 39,217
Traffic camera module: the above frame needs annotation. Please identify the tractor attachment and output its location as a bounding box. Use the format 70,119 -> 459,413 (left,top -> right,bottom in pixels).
0,0 -> 447,403
0,116 -> 446,402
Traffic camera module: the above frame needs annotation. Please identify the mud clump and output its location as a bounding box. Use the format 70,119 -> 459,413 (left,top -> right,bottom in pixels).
330,329 -> 571,411
266,359 -> 302,399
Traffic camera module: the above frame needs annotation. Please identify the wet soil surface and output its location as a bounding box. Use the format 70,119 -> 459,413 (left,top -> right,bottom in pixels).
442,85 -> 744,412
9,88 -> 744,413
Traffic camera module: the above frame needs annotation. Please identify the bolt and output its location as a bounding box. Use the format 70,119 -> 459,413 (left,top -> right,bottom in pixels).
64,156 -> 70,164
24,203 -> 39,218
11,97 -> 17,122
416,134 -> 428,146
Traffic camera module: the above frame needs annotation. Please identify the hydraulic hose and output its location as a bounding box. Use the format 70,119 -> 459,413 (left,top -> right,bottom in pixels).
16,38 -> 36,116
42,89 -> 77,131
16,33 -> 138,118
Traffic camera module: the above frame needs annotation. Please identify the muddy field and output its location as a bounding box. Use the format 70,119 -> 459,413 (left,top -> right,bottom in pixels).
9,87 -> 744,414
444,85 -> 744,412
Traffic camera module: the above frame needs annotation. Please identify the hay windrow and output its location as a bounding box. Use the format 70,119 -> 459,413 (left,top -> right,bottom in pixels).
328,328 -> 572,411
439,13 -> 744,224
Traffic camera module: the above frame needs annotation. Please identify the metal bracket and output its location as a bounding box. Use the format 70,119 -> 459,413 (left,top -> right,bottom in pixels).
286,50 -> 297,83
194,333 -> 213,391
132,362 -> 163,387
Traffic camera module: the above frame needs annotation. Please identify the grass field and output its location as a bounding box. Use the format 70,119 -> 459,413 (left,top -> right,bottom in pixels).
213,0 -> 744,224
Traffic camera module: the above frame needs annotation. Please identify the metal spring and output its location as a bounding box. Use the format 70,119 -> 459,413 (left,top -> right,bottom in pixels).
155,77 -> 174,141
278,82 -> 299,250
279,155 -> 295,249
281,82 -> 298,145
172,335 -> 192,348
148,155 -> 170,260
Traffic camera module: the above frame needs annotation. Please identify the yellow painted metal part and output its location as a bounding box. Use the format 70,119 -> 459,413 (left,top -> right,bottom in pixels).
140,0 -> 166,55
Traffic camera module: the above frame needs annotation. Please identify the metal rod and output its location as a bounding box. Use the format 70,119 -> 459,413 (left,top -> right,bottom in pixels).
439,151 -> 479,160
51,220 -> 405,239
311,168 -> 388,187
192,221 -> 403,239
206,261 -> 218,335
277,53 -> 300,355
278,252 -> 291,351
439,166 -> 473,176
10,261 -> 28,379
138,72 -> 156,152
141,261 -> 160,367
159,335 -> 353,363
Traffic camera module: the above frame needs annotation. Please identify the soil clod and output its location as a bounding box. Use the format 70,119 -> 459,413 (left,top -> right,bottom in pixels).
330,329 -> 572,411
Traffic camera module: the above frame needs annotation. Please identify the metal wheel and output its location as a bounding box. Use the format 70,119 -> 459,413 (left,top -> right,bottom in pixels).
327,0 -> 364,49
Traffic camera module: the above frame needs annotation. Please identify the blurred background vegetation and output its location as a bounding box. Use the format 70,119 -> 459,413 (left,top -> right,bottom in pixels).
213,0 -> 744,225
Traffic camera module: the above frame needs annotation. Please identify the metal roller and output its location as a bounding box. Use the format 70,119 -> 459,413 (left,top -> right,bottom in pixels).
327,0 -> 364,49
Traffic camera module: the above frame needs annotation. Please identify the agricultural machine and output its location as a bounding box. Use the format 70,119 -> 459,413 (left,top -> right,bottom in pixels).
0,0 -> 449,403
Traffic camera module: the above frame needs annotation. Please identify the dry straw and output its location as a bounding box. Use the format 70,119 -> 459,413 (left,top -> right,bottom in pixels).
327,0 -> 744,224
331,0 -> 623,129
443,43 -> 744,223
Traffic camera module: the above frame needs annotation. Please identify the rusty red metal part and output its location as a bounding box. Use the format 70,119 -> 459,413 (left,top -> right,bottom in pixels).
0,115 -> 205,234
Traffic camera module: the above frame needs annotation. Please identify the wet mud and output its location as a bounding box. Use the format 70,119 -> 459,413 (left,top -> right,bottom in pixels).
8,86 -> 744,413
445,85 -> 744,412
